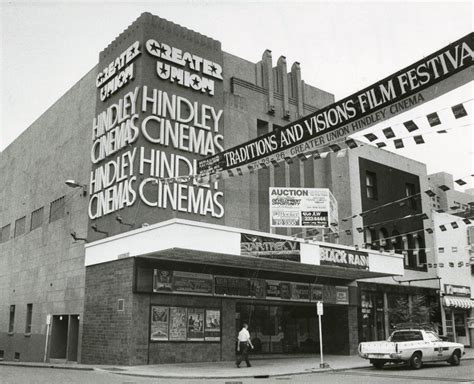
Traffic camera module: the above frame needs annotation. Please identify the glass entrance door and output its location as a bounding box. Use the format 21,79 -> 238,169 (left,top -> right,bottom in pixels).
236,304 -> 319,354
454,311 -> 469,346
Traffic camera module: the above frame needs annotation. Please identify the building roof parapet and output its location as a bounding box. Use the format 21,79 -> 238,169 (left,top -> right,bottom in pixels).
100,12 -> 222,61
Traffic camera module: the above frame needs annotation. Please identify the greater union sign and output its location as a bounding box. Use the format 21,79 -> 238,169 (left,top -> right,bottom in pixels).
319,246 -> 369,270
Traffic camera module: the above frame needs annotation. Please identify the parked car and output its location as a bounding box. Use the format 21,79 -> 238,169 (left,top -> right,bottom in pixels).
358,328 -> 464,369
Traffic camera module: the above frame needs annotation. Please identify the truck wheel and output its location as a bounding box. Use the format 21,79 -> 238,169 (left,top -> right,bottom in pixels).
448,351 -> 460,366
372,361 -> 385,369
409,352 -> 423,369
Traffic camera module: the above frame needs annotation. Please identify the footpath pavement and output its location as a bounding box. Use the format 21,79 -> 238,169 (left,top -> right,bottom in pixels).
1,348 -> 473,379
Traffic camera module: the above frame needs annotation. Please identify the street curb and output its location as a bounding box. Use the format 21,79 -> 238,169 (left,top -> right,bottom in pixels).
1,356 -> 472,379
0,361 -> 93,371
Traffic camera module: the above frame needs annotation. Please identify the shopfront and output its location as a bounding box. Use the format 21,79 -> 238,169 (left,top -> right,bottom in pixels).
442,284 -> 474,346
358,282 -> 440,342
81,219 -> 404,365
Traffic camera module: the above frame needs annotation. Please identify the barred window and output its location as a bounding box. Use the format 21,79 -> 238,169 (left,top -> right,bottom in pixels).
14,216 -> 26,237
49,196 -> 65,223
30,207 -> 44,231
8,305 -> 15,333
25,304 -> 33,334
0,224 -> 11,243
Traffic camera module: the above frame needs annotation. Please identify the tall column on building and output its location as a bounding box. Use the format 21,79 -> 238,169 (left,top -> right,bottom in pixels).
290,61 -> 304,118
261,49 -> 275,114
276,56 -> 290,119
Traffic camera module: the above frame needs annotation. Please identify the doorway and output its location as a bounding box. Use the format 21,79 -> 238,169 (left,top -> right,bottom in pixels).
236,303 -> 349,354
49,314 -> 80,361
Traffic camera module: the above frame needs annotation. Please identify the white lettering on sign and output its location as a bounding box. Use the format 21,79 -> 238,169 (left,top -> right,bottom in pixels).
96,41 -> 141,101
445,284 -> 471,296
89,86 -> 224,220
146,39 -> 222,96
320,247 -> 369,269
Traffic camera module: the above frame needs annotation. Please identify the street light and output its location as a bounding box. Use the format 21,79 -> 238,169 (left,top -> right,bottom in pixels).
65,179 -> 87,196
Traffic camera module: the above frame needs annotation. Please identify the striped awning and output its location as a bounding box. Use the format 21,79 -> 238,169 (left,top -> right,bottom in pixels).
443,296 -> 474,309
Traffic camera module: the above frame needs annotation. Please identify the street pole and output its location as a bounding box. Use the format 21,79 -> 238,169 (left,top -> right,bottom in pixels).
316,301 -> 329,368
43,314 -> 51,363
318,311 -> 324,367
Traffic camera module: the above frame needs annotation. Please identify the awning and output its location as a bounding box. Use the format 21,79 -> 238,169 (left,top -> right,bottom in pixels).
443,296 -> 474,309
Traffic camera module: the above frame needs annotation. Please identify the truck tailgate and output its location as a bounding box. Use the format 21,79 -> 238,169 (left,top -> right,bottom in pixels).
360,341 -> 396,354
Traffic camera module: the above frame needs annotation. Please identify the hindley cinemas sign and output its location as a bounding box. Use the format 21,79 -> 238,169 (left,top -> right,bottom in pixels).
88,18 -> 225,226
320,246 -> 369,270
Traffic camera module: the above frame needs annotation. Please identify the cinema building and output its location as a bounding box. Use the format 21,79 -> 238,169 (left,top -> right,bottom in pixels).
0,13 -> 442,365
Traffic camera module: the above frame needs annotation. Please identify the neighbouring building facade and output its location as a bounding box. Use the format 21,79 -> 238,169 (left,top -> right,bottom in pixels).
1,13 -> 460,365
428,173 -> 474,347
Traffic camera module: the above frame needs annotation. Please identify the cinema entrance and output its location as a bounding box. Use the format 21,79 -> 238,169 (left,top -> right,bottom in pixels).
237,302 -> 352,355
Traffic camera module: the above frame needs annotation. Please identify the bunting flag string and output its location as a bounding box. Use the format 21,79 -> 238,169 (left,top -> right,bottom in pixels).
291,207 -> 472,246
193,99 -> 472,184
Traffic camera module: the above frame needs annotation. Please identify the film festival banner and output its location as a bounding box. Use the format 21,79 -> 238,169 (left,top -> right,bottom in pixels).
240,233 -> 301,262
269,187 -> 338,229
198,33 -> 473,176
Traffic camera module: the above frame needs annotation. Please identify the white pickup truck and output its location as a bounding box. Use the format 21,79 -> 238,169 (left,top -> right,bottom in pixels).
358,329 -> 464,369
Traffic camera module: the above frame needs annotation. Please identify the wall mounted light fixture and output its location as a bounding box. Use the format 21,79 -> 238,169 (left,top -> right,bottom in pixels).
70,231 -> 87,242
116,215 -> 134,228
91,223 -> 108,236
65,180 -> 87,196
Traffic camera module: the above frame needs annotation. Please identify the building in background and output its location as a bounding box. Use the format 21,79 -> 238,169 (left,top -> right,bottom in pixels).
428,173 -> 474,347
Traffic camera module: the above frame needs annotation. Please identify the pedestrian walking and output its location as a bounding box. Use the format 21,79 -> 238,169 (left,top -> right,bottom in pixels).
236,323 -> 254,368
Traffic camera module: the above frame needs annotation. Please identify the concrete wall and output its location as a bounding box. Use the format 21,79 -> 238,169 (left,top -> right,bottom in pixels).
0,68 -> 96,362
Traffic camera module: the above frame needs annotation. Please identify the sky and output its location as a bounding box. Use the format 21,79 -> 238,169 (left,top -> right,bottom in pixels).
0,0 -> 473,189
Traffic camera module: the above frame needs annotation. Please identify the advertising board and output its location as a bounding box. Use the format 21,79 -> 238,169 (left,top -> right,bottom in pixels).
269,188 -> 338,229
241,233 -> 300,261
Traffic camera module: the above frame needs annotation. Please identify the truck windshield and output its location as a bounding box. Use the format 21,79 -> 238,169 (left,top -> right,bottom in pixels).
390,331 -> 423,342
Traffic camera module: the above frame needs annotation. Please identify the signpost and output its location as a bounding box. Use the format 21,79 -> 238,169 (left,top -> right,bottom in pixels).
43,314 -> 51,363
316,301 -> 329,368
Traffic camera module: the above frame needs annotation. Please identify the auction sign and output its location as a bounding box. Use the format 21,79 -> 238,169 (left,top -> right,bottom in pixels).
269,187 -> 338,228
198,33 -> 473,176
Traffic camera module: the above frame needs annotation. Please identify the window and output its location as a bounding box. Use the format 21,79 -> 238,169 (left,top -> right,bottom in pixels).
452,247 -> 458,253
8,305 -> 15,333
426,332 -> 441,342
30,207 -> 43,231
14,217 -> 26,237
390,330 -> 423,342
25,304 -> 33,334
438,247 -> 444,253
0,224 -> 10,243
405,183 -> 417,209
49,196 -> 65,223
365,171 -> 378,200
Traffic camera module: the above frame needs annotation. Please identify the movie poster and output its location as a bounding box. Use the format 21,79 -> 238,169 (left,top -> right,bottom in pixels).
205,309 -> 221,341
169,307 -> 187,341
153,269 -> 173,291
187,308 -> 205,341
150,306 -> 169,341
